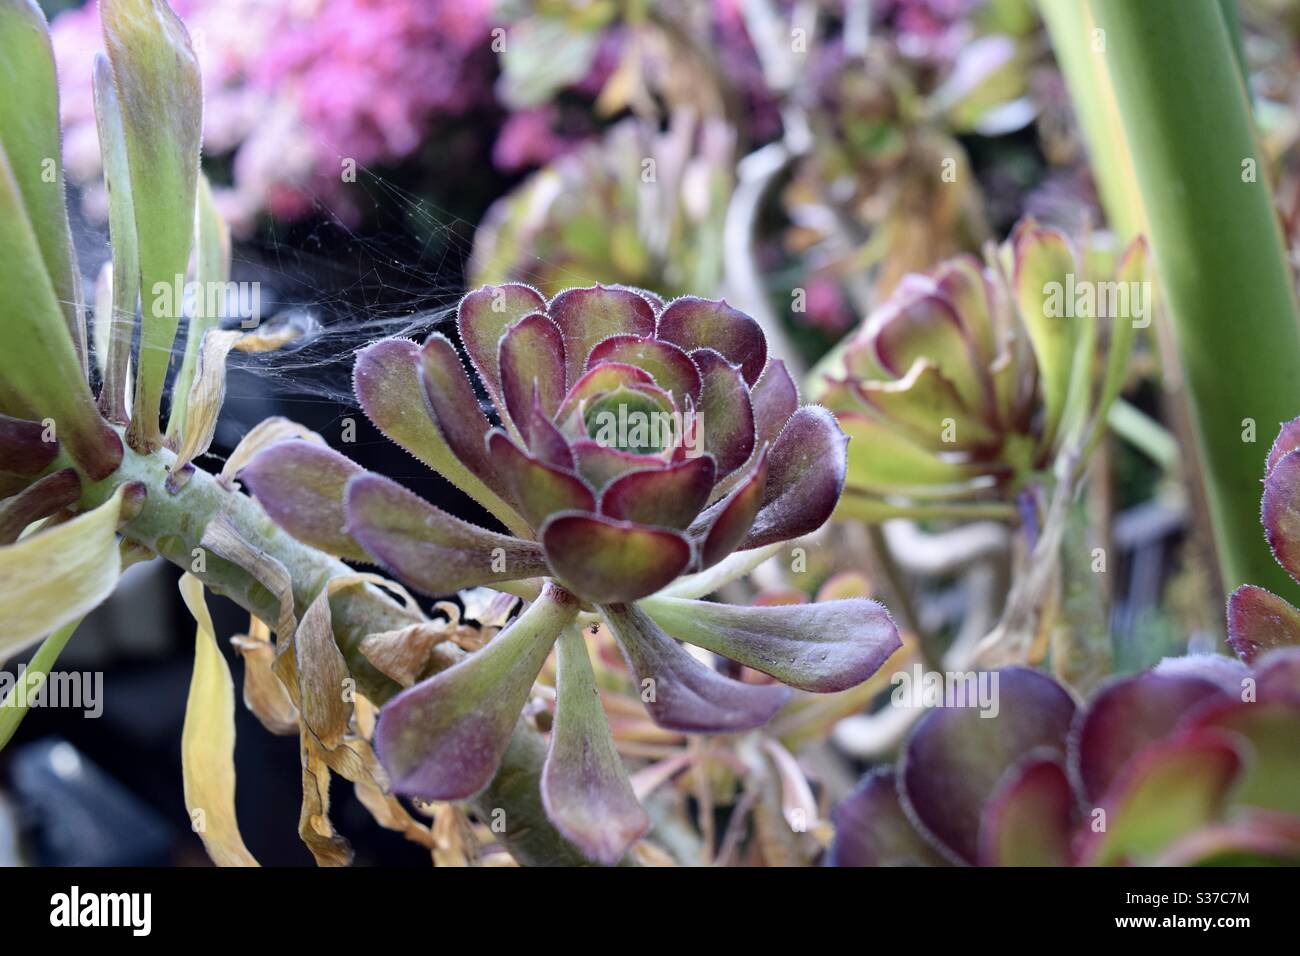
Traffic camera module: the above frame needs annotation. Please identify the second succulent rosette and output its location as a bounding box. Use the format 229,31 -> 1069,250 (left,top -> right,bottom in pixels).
242,283 -> 901,863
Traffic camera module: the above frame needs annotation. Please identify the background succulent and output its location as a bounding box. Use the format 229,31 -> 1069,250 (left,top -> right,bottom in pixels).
470,115 -> 734,300
830,647 -> 1300,866
242,282 -> 902,862
813,220 -> 1147,523
831,422 -> 1300,866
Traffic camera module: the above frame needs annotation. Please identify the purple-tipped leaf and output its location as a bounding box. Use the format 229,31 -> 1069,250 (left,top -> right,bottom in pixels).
555,362 -> 655,426
587,335 -> 702,405
488,430 -> 595,529
1077,729 -> 1243,866
0,412 -> 58,477
1070,670 -> 1230,804
693,447 -> 768,569
1266,416 -> 1300,475
693,349 -> 755,480
900,667 -> 1076,863
829,770 -> 949,867
345,473 -> 548,595
542,627 -> 650,864
499,312 -> 566,429
1227,584 -> 1300,665
0,467 -> 81,545
571,440 -> 666,492
873,292 -> 991,417
353,338 -> 527,536
600,602 -> 790,732
750,359 -> 799,450
657,297 -> 767,385
240,439 -> 369,561
419,333 -> 511,503
598,456 -> 715,530
1189,698 -> 1300,816
522,389 -> 574,469
374,583 -> 578,799
540,512 -> 690,603
457,283 -> 547,405
1262,447 -> 1300,584
641,595 -> 900,693
739,406 -> 847,550
549,286 -> 655,384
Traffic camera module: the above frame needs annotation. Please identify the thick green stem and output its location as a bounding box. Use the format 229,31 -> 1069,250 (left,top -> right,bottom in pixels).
76,445 -> 600,865
1081,0 -> 1300,601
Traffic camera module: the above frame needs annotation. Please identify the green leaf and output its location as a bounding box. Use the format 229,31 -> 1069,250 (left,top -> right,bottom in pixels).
101,0 -> 202,449
1013,226 -> 1079,448
168,175 -> 229,441
91,52 -> 139,425
541,627 -> 649,864
0,0 -> 86,374
0,139 -> 121,478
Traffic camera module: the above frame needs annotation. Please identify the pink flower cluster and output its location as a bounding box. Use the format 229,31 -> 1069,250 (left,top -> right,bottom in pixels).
52,0 -> 495,231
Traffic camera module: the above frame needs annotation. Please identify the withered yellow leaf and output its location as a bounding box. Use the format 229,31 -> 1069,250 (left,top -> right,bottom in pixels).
0,481 -> 137,658
178,572 -> 260,867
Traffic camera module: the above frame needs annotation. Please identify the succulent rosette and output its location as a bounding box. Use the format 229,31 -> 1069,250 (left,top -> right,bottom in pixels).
242,282 -> 901,863
830,649 -> 1300,866
814,221 -> 1148,521
470,115 -> 733,299
831,423 -> 1300,867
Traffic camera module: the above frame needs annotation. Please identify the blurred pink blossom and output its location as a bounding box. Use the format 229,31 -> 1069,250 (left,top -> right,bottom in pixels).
52,0 -> 496,232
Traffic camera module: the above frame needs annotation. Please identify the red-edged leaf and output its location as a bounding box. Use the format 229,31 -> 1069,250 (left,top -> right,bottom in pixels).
499,311 -> 566,429
549,286 -> 655,384
829,770 -> 949,866
487,430 -> 595,529
977,756 -> 1074,866
419,333 -> 509,501
900,667 -> 1076,863
1070,670 -> 1230,804
693,349 -> 755,480
1076,729 -> 1244,866
1227,584 -> 1300,665
694,447 -> 768,568
656,297 -> 767,385
571,440 -> 665,491
587,335 -> 702,405
750,359 -> 799,449
540,512 -> 691,603
739,406 -> 847,550
457,283 -> 547,405
599,456 -> 715,530
1266,416 -> 1300,475
1262,447 -> 1300,584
